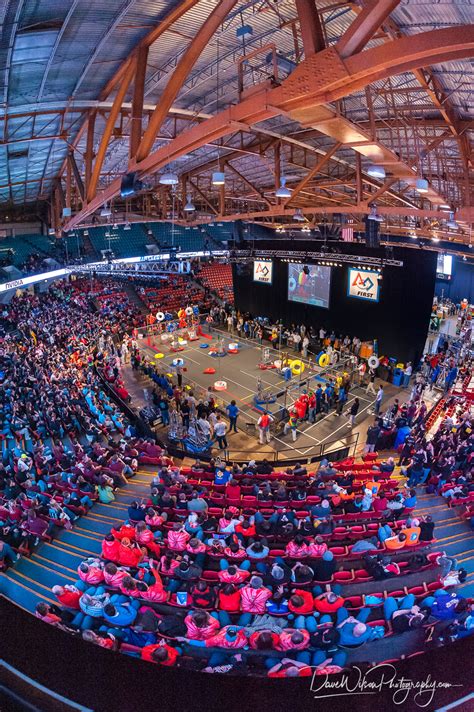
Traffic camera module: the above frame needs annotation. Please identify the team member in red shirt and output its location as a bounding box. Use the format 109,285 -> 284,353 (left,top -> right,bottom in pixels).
314,591 -> 344,615
52,584 -> 82,610
141,642 -> 180,666
249,630 -> 280,650
101,535 -> 120,562
167,523 -> 190,551
278,629 -> 310,651
218,564 -> 250,584
184,610 -> 220,640
288,590 -> 314,615
218,584 -> 242,614
240,576 -> 272,614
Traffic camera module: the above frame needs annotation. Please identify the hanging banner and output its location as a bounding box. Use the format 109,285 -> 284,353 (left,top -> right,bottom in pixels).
253,259 -> 273,284
347,268 -> 380,302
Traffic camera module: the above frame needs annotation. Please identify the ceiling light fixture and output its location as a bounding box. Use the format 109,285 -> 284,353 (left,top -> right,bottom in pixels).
367,165 -> 386,180
159,172 -> 179,185
184,194 -> 195,212
275,177 -> 291,199
212,171 -> 225,186
416,178 -> 429,194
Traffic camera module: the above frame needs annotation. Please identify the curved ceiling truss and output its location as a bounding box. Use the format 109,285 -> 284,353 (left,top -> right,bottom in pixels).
1,0 -> 473,240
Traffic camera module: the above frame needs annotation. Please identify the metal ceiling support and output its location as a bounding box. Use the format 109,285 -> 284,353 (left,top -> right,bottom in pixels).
219,183 -> 225,216
194,203 -> 474,223
337,0 -> 401,59
412,67 -> 473,170
101,0 -> 202,99
84,111 -> 96,197
68,152 -> 85,203
285,142 -> 342,206
224,162 -> 271,207
355,153 -> 363,205
275,27 -> 474,110
295,0 -> 326,56
129,45 -> 149,159
64,26 -> 474,231
188,179 -> 219,215
66,158 -> 72,209
135,0 -> 240,163
87,61 -> 136,203
368,177 -> 398,204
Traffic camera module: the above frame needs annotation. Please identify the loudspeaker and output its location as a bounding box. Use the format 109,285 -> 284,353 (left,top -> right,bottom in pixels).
364,216 -> 381,248
120,172 -> 143,198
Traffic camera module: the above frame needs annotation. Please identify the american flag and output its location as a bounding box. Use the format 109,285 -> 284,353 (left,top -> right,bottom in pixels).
341,219 -> 354,242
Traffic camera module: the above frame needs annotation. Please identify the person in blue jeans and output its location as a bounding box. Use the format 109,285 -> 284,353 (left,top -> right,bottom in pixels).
219,559 -> 251,571
335,606 -> 375,646
384,593 -> 416,620
210,610 -> 252,628
378,522 -> 393,543
294,649 -> 347,669
71,585 -> 109,630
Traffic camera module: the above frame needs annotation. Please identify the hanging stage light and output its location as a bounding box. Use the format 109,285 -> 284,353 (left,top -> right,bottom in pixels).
367,165 -> 386,179
159,172 -> 179,185
275,177 -> 291,199
212,171 -> 225,186
184,194 -> 196,212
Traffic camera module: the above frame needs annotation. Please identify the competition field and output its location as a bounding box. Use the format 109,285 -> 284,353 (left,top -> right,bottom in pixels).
137,327 -> 378,458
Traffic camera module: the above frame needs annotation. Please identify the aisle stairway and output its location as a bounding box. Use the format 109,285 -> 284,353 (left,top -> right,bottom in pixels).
414,489 -> 474,597
0,469 -> 155,613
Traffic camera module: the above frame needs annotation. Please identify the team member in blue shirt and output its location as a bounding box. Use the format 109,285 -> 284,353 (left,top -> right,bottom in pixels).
225,400 -> 240,433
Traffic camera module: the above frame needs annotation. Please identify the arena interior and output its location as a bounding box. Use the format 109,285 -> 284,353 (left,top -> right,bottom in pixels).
0,2 -> 474,711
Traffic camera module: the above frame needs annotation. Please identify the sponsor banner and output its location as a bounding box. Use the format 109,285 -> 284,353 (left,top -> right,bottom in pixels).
0,250 -> 230,293
0,268 -> 70,293
347,268 -> 380,302
253,259 -> 273,284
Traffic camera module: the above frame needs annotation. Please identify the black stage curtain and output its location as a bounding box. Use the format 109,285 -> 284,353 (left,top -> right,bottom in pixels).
233,242 -> 436,365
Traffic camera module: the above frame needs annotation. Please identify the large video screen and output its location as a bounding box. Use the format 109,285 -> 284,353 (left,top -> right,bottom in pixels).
288,263 -> 331,308
437,253 -> 452,280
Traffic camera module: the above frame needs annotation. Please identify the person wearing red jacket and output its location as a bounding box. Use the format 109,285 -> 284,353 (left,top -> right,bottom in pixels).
314,591 -> 345,615
118,538 -> 143,567
111,524 -> 136,541
278,629 -> 310,651
218,584 -> 242,615
101,535 -> 121,562
184,610 -> 220,640
52,585 -> 82,610
240,576 -> 272,614
134,522 -> 161,556
249,630 -> 280,650
141,642 -> 180,666
218,564 -> 250,584
288,590 -> 314,615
